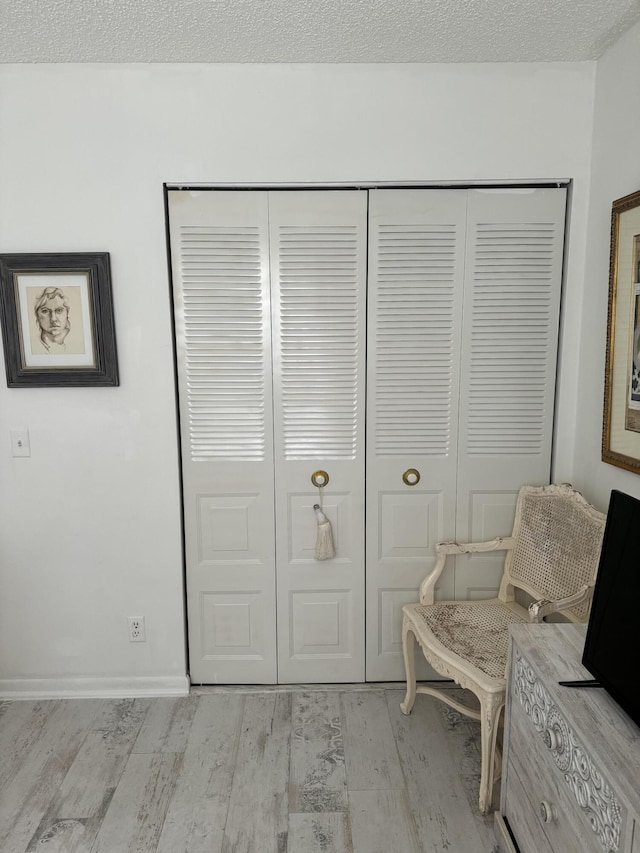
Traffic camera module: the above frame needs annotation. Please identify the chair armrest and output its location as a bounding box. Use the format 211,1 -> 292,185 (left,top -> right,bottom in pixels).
419,536 -> 516,605
528,584 -> 593,622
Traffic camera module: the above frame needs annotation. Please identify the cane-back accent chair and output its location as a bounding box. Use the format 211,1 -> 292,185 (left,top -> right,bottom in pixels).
400,483 -> 606,814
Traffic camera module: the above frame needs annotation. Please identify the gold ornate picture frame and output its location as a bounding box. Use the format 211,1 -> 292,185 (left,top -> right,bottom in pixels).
602,189 -> 640,472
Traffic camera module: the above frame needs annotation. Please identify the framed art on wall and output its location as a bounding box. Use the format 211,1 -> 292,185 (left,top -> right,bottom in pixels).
602,189 -> 640,472
0,252 -> 118,387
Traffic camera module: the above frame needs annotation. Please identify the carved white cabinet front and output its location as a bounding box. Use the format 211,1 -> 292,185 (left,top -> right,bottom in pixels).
495,624 -> 640,853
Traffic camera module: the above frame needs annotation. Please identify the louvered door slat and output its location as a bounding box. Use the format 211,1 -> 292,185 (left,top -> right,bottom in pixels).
466,220 -> 558,456
374,222 -> 458,456
275,223 -> 360,460
180,225 -> 266,461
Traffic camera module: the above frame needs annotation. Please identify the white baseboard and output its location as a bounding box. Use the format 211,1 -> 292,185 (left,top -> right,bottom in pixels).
0,675 -> 190,700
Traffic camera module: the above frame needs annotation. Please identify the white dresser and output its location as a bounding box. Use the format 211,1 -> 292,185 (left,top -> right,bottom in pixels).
494,623 -> 640,853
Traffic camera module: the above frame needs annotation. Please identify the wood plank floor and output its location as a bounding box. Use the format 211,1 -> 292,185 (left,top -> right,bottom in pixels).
0,688 -> 499,853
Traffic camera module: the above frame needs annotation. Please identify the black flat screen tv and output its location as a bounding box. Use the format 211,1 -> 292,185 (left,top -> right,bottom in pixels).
580,489 -> 640,729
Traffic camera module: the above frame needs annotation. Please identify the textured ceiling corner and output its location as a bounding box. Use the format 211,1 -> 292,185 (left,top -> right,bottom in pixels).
1,0 -> 640,64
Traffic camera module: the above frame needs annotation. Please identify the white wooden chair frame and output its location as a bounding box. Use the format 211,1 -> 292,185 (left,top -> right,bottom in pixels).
400,483 -> 606,814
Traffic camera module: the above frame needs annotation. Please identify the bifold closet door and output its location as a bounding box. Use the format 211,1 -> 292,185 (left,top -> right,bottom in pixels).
365,189 -> 466,681
269,191 -> 367,683
169,189 -> 367,684
454,188 -> 567,597
365,186 -> 567,681
168,190 -> 277,684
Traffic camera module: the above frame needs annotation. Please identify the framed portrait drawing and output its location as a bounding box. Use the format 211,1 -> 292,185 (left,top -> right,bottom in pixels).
603,190 -> 640,472
0,253 -> 118,387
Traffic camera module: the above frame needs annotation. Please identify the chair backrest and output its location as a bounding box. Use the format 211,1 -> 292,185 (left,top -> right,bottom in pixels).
500,483 -> 606,622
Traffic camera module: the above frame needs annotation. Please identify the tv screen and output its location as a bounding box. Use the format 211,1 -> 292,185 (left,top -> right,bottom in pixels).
582,489 -> 640,729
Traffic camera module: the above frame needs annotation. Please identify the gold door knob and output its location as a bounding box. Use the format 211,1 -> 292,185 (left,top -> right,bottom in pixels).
311,470 -> 329,488
402,469 -> 420,486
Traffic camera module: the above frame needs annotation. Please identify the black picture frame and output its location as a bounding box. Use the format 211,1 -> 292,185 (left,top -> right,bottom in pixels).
0,252 -> 119,387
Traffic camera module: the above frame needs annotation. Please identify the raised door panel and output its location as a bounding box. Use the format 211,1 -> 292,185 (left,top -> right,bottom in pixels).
456,490 -> 519,598
269,190 -> 367,683
373,488 -> 446,677
168,190 -> 277,683
454,188 -> 566,599
365,189 -> 467,680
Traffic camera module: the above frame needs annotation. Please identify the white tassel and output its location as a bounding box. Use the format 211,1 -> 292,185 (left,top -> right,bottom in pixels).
313,504 -> 335,560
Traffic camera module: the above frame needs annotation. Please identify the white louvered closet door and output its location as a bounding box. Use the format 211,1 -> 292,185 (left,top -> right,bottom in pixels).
169,186 -> 566,685
454,188 -> 567,599
269,191 -> 367,683
365,190 -> 467,680
168,191 -> 277,684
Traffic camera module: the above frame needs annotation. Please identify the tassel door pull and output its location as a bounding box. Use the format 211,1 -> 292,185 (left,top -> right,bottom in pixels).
313,504 -> 335,561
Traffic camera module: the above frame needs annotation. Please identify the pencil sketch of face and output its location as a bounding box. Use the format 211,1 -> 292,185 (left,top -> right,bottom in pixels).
34,287 -> 71,350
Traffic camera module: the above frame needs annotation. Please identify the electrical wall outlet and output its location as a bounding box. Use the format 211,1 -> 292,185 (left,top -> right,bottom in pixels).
127,616 -> 146,642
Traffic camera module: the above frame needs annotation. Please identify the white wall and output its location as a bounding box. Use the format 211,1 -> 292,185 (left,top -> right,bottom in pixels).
570,22 -> 640,509
0,62 -> 595,695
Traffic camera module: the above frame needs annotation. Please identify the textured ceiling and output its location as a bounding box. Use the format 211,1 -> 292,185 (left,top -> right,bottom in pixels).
2,0 -> 640,64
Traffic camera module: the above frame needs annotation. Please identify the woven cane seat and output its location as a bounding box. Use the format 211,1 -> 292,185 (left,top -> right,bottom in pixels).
404,600 -> 528,681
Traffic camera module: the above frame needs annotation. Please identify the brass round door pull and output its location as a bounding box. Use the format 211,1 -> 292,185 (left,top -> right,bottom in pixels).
311,470 -> 329,488
402,468 -> 420,486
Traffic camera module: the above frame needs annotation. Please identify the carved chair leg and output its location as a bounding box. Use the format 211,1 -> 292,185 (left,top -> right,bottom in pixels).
478,694 -> 504,814
400,618 -> 417,715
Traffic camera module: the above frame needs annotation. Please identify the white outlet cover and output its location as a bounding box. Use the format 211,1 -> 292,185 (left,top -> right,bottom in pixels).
128,616 -> 146,642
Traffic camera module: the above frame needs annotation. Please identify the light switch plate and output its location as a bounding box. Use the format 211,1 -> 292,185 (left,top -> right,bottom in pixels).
11,429 -> 31,457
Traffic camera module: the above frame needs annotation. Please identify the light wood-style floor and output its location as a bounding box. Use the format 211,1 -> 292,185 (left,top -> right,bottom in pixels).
0,687 -> 499,853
